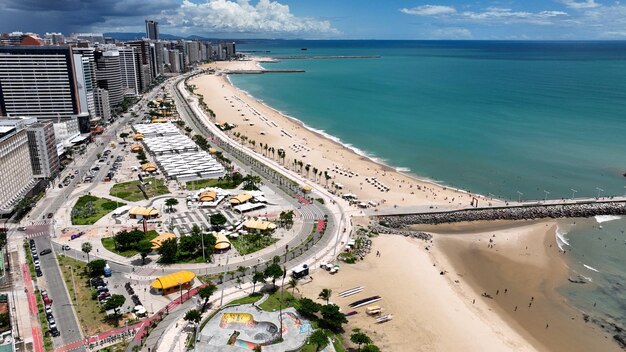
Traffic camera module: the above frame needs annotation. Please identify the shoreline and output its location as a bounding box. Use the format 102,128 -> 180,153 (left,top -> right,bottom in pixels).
194,59 -> 501,212
428,219 -> 623,352
228,60 -> 486,198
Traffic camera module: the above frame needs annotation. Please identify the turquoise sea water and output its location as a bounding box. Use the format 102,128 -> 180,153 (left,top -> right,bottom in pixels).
230,40 -> 626,341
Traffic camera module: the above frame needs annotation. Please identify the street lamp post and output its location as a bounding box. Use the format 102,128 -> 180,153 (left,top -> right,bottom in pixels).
517,191 -> 523,203
596,187 -> 604,199
571,189 -> 578,200
219,255 -> 229,306
543,190 -> 550,202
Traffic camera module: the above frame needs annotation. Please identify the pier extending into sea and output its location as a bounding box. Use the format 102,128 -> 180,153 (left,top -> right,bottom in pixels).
371,197 -> 626,235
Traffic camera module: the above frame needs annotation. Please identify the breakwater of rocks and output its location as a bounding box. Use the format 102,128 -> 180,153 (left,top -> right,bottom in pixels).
369,223 -> 432,241
376,201 -> 626,227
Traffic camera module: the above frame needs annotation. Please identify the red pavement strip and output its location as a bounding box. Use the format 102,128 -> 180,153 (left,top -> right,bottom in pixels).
53,284 -> 208,351
22,263 -> 45,352
316,219 -> 325,233
296,196 -> 310,205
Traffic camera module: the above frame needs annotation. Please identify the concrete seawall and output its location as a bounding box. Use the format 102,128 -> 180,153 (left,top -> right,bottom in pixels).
376,201 -> 626,228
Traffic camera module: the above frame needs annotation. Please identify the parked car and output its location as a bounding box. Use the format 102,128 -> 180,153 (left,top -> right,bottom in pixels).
47,213 -> 53,219
61,245 -> 70,251
18,227 -> 26,231
45,305 -> 52,315
40,249 -> 52,255
36,269 -> 42,277
50,327 -> 60,337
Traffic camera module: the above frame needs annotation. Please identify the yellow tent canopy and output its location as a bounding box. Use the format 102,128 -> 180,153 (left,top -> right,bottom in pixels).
129,206 -> 160,218
151,118 -> 167,123
214,232 -> 231,250
243,219 -> 277,231
131,144 -> 143,152
199,190 -> 217,202
150,271 -> 196,290
229,193 -> 253,205
134,133 -> 144,140
301,185 -> 313,192
142,163 -> 157,172
150,233 -> 176,249
208,148 -> 217,154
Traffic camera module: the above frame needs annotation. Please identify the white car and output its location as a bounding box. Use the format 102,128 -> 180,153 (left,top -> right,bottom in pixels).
45,305 -> 52,314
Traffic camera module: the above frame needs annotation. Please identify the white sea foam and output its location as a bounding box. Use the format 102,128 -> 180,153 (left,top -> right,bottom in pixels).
555,226 -> 570,251
583,264 -> 600,272
594,215 -> 622,223
222,71 -> 482,197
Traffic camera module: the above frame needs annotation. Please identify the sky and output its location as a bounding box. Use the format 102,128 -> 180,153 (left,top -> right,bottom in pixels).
2,0 -> 626,40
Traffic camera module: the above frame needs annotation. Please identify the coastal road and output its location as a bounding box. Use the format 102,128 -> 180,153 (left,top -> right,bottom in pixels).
33,235 -> 84,350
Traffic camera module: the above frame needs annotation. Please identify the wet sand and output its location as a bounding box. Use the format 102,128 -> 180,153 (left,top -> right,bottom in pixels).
429,220 -> 622,352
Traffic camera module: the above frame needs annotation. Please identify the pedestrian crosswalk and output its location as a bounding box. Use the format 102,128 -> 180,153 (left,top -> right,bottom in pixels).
25,232 -> 48,239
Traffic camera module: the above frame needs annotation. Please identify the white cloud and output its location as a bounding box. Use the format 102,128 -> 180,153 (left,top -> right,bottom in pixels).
461,7 -> 568,24
400,5 -> 457,16
432,27 -> 472,38
560,0 -> 600,9
163,0 -> 336,35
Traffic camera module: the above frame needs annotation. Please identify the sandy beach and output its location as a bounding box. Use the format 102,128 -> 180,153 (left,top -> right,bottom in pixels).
299,234 -> 535,352
188,58 -> 622,351
190,59 -> 504,212
427,220 -> 622,352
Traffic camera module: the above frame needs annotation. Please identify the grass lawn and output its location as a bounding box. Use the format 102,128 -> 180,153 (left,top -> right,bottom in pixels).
57,255 -> 112,336
71,195 -> 123,225
228,293 -> 263,306
258,290 -> 296,312
185,178 -> 242,190
231,235 -> 278,256
101,230 -> 159,257
109,177 -> 170,201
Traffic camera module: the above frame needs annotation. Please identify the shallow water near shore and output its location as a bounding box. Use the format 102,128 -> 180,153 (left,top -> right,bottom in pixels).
230,40 -> 626,348
557,216 -> 626,339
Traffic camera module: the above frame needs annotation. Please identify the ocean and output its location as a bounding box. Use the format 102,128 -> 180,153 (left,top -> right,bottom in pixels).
230,40 -> 626,336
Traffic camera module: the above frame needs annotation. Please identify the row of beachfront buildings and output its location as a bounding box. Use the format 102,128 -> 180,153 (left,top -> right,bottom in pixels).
0,20 -> 238,217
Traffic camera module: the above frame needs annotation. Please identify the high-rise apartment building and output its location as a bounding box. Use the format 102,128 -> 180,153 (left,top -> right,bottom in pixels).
0,46 -> 80,119
26,121 -> 59,179
118,47 -> 140,96
94,88 -> 111,121
0,123 -> 35,214
95,50 -> 123,107
128,41 -> 152,92
72,47 -> 97,118
145,20 -> 159,40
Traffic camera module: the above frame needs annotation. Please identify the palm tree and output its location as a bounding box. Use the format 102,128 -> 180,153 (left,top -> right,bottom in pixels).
324,171 -> 331,186
287,278 -> 299,295
305,164 -> 311,178
82,242 -> 93,263
309,330 -> 329,351
252,271 -> 265,294
318,288 -> 332,304
312,167 -> 318,181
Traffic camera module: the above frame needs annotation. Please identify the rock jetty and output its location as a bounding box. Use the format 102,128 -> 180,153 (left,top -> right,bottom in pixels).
369,223 -> 432,241
377,202 -> 626,227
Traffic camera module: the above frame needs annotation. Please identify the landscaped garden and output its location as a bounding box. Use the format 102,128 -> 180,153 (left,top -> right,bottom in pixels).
109,177 -> 170,201
185,172 -> 244,190
71,195 -> 123,225
230,233 -> 278,255
57,255 -> 113,335
101,229 -> 159,258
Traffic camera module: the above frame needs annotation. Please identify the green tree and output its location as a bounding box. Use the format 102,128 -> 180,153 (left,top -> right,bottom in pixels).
296,298 -> 320,319
319,304 -> 347,333
179,235 -> 201,256
87,259 -> 107,277
242,174 -> 262,190
81,241 -> 93,262
361,345 -> 381,352
114,230 -> 145,250
158,238 -> 178,264
165,198 -> 179,213
252,271 -> 265,294
184,309 -> 202,324
263,263 -> 283,288
253,345 -> 262,352
198,284 -> 218,312
104,294 -> 126,310
137,240 -> 153,265
287,278 -> 299,294
119,132 -> 129,140
209,213 -> 227,228
350,329 -> 372,351
318,288 -> 332,304
308,329 -> 329,351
